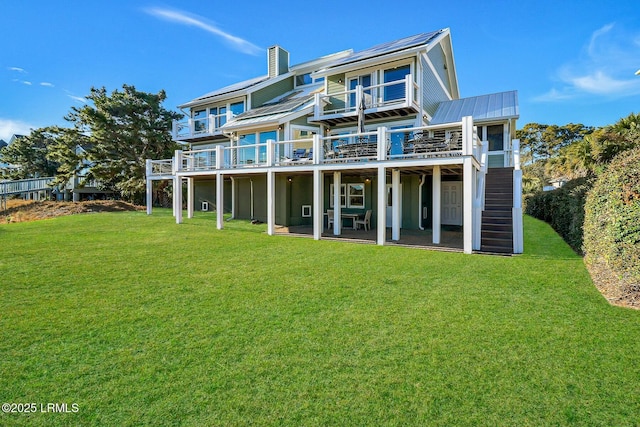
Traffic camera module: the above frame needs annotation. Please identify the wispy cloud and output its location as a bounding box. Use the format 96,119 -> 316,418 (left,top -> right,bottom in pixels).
67,94 -> 87,104
7,66 -> 26,73
0,118 -> 36,141
144,7 -> 262,56
40,82 -> 54,87
535,23 -> 640,102
22,81 -> 32,86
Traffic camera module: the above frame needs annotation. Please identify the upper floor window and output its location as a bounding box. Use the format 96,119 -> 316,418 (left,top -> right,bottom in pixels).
477,124 -> 505,151
230,101 -> 245,116
383,65 -> 410,101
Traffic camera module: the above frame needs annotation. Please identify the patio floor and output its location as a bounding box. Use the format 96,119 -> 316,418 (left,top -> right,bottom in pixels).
274,225 -> 464,252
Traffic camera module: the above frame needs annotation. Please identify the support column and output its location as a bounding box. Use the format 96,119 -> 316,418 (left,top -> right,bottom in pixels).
146,179 -> 152,215
432,165 -> 441,244
187,178 -> 194,219
175,176 -> 183,224
216,173 -> 224,230
463,158 -> 473,254
377,166 -> 386,245
267,170 -> 275,236
333,171 -> 341,235
313,169 -> 323,240
391,168 -> 401,241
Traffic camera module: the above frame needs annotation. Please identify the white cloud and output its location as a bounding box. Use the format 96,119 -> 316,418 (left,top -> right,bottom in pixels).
40,82 -> 54,87
536,23 -> 640,102
22,81 -> 32,86
7,67 -> 26,73
0,118 -> 36,142
67,95 -> 87,103
144,7 -> 262,56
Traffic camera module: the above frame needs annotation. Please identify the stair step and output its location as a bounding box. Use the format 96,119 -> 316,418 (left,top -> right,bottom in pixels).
480,244 -> 513,254
482,223 -> 513,232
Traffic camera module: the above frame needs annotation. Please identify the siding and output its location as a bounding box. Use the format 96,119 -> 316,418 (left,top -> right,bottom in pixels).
327,74 -> 346,112
251,77 -> 294,108
422,55 -> 449,117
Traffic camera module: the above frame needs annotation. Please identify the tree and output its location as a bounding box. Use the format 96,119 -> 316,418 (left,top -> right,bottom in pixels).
64,85 -> 182,203
517,122 -> 594,163
0,131 -> 59,179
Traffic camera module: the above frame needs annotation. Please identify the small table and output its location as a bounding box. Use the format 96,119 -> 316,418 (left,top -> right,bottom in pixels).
324,212 -> 361,230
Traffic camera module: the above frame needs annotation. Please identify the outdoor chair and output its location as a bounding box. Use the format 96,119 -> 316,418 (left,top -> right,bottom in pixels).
354,209 -> 372,231
327,209 -> 334,230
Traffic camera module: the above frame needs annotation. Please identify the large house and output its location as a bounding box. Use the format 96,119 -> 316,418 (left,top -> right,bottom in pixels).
146,29 -> 523,254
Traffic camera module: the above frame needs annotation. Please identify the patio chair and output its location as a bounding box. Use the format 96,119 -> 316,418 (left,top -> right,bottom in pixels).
354,209 -> 372,231
327,209 -> 334,230
293,148 -> 307,159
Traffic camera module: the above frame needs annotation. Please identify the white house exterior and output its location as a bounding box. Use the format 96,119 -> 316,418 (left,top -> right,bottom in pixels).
146,29 -> 523,254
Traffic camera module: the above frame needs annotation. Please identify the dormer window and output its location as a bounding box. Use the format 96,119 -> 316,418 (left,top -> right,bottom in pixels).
295,73 -> 325,87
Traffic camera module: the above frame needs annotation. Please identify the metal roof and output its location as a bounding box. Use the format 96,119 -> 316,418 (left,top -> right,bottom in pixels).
179,75 -> 270,108
430,91 -> 519,125
327,30 -> 443,68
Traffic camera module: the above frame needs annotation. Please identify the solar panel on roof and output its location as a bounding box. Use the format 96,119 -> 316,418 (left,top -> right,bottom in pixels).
329,30 -> 443,68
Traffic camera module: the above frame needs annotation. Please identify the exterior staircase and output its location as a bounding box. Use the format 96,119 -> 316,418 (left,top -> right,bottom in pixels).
481,167 -> 514,254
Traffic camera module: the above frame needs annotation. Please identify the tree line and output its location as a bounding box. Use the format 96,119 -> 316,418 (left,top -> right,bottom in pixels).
0,85 -> 182,204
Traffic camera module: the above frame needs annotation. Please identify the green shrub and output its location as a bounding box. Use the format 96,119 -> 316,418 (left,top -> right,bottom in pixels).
525,177 -> 593,253
584,147 -> 640,287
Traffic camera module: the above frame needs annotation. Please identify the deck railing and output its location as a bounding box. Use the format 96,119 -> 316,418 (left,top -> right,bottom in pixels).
148,119 -> 482,177
314,75 -> 418,119
0,177 -> 55,196
172,110 -> 234,140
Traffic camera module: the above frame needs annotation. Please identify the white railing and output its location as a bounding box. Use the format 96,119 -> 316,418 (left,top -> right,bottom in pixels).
149,118 -> 481,175
172,111 -> 234,140
315,75 -> 418,118
0,177 -> 55,196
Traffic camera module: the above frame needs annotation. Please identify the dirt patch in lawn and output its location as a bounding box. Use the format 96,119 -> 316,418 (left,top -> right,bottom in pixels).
1,200 -> 144,223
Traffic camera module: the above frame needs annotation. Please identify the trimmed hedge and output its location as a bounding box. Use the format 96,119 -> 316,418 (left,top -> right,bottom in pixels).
583,147 -> 640,286
525,177 -> 593,254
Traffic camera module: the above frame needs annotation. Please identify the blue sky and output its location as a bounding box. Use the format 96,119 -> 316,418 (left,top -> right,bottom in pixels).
1,0 -> 639,141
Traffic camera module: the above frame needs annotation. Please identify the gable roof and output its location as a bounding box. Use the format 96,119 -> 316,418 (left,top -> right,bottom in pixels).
430,91 -> 519,125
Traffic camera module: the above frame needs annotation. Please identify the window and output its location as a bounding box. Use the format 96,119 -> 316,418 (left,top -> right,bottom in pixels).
329,183 -> 365,208
329,184 -> 346,208
348,74 -> 372,109
230,101 -> 244,116
238,133 -> 256,164
383,65 -> 410,102
347,183 -> 365,208
486,125 -> 504,151
295,73 -> 312,86
210,106 -> 227,128
259,130 -> 277,163
193,109 -> 207,132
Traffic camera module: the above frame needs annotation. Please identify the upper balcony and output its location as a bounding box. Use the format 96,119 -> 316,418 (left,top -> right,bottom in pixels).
313,75 -> 419,126
171,110 -> 235,142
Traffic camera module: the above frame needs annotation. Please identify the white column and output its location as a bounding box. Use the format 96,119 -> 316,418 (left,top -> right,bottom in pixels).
432,165 -> 441,244
463,158 -> 473,254
377,166 -> 386,245
391,168 -> 401,241
216,173 -> 224,230
187,177 -> 194,219
175,177 -> 183,224
333,171 -> 341,235
267,170 -> 275,236
462,116 -> 474,156
145,159 -> 152,215
146,179 -> 152,215
313,169 -> 323,240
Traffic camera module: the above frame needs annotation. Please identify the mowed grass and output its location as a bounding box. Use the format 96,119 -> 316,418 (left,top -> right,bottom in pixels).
1,210 -> 639,426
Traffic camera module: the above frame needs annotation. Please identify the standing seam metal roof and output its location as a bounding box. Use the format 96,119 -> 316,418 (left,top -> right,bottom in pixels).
430,91 -> 519,125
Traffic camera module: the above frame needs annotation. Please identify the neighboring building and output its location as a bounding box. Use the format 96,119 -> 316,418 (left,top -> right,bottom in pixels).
56,144 -> 113,201
146,28 -> 523,254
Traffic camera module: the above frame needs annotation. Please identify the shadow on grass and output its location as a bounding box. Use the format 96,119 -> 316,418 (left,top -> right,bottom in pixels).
521,215 -> 582,261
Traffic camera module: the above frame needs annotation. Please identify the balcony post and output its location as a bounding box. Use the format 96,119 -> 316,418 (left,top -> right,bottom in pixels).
432,165 -> 441,244
313,169 -> 323,240
266,139 -> 275,167
208,114 -> 215,134
391,168 -> 401,241
376,166 -> 386,246
172,120 -> 178,139
187,178 -> 194,219
462,116 -> 474,156
313,93 -> 322,121
312,134 -> 322,165
333,172 -> 341,236
216,172 -> 224,230
405,74 -> 413,106
215,145 -> 224,169
377,127 -> 387,161
267,170 -> 275,236
174,150 -> 183,173
355,85 -> 363,112
188,118 -> 194,138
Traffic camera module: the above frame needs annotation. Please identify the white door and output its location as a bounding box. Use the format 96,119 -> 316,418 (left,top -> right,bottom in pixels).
386,184 -> 402,228
441,181 -> 462,226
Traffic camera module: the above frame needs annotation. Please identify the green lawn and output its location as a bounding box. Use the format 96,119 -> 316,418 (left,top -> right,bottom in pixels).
1,211 -> 639,426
